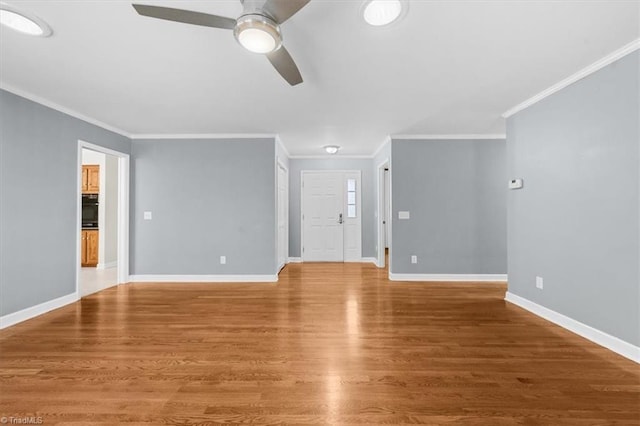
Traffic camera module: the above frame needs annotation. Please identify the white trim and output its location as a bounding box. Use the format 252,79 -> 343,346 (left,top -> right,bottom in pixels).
0,293 -> 78,329
275,135 -> 291,158
289,154 -> 374,159
117,155 -> 130,285
0,84 -> 132,138
300,169 -> 365,174
129,275 -> 278,283
372,136 -> 391,159
389,273 -> 508,282
276,159 -> 289,274
97,261 -> 118,270
131,133 -> 276,140
288,257 -> 376,264
502,38 -> 640,118
376,158 -> 390,268
505,292 -> 640,363
391,134 -> 506,140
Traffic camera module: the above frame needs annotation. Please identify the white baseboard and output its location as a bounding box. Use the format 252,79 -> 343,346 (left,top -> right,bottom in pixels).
290,257 -> 379,265
97,261 -> 117,270
505,292 -> 640,363
389,273 -> 508,282
0,292 -> 78,329
129,274 -> 278,283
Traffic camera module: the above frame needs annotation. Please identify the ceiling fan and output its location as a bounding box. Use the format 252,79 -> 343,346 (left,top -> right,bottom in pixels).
132,0 -> 310,86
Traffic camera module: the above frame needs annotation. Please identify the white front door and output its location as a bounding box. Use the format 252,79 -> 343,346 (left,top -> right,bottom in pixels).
302,171 -> 362,262
302,172 -> 344,261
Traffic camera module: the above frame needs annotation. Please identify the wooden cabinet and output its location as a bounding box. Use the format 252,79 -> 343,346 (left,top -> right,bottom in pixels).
81,229 -> 99,267
82,165 -> 100,193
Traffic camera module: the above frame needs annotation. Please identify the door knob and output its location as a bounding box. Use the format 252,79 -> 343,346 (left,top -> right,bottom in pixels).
338,213 -> 343,224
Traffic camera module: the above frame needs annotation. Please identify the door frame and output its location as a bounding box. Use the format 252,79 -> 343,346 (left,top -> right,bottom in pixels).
276,159 -> 289,273
76,140 -> 130,296
376,159 -> 391,268
300,169 -> 362,262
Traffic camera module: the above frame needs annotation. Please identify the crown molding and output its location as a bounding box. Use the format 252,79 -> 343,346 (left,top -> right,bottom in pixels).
503,38 -> 640,118
289,154 -> 375,159
371,136 -> 392,158
391,134 -> 506,140
0,83 -> 132,138
131,133 -> 277,140
275,135 -> 291,158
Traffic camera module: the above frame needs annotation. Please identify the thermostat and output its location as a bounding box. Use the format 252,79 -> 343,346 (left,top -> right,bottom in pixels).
509,179 -> 524,190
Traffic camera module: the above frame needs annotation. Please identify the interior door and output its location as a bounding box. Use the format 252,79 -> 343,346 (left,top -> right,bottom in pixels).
277,164 -> 288,271
302,172 -> 344,261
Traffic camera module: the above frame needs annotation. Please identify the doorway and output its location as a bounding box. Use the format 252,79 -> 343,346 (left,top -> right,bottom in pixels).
301,170 -> 361,262
377,160 -> 391,268
277,161 -> 289,272
76,140 -> 129,297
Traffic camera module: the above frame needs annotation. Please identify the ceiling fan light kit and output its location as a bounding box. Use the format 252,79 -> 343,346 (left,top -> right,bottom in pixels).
234,14 -> 282,54
0,3 -> 52,37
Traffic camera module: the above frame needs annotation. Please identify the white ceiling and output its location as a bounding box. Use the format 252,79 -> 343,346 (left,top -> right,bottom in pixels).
1,0 -> 638,155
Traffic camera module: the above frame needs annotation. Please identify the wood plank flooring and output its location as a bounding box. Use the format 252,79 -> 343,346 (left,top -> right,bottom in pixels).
1,262 -> 638,425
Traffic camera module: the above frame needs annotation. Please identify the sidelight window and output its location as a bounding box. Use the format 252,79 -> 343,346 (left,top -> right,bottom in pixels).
347,178 -> 357,218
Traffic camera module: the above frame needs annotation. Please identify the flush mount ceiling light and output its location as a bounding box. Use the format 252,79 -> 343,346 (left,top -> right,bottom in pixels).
362,0 -> 406,26
0,3 -> 52,37
324,145 -> 340,155
234,14 -> 282,54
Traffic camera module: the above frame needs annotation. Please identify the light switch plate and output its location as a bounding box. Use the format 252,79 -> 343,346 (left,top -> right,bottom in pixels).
398,211 -> 410,220
143,211 -> 152,220
509,178 -> 524,189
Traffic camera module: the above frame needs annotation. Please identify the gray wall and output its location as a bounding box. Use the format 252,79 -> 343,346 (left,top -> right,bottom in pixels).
391,139 -> 507,274
288,158 -> 375,258
130,139 -> 276,275
507,52 -> 639,346
0,89 -> 130,317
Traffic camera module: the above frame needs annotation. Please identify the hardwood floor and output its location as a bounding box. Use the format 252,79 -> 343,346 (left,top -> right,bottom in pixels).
1,262 -> 638,425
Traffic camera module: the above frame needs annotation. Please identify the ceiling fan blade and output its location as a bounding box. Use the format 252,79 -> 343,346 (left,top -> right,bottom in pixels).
263,0 -> 310,24
267,46 -> 303,86
132,4 -> 236,30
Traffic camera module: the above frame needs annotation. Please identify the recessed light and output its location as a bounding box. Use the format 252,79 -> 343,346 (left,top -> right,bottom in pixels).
324,145 -> 340,155
0,4 -> 52,37
362,0 -> 406,26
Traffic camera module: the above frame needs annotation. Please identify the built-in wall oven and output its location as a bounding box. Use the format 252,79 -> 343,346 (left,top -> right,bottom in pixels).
82,194 -> 99,228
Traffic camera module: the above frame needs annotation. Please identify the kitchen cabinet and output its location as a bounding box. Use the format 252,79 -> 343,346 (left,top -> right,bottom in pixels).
81,229 -> 99,267
82,165 -> 100,193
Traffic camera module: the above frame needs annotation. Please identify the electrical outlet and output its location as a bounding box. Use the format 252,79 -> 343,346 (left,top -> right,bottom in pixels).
220,256 -> 226,265
536,276 -> 543,290
411,255 -> 418,264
